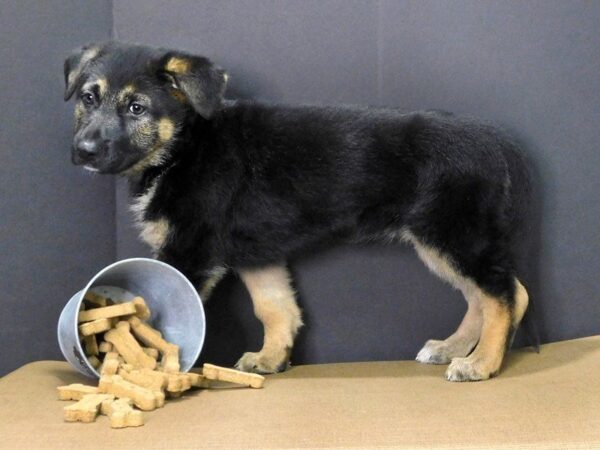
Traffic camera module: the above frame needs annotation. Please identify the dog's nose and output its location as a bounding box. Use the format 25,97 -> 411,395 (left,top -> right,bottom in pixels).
77,140 -> 98,158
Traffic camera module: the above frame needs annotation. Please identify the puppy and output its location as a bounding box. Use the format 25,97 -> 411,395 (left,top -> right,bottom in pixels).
65,41 -> 531,381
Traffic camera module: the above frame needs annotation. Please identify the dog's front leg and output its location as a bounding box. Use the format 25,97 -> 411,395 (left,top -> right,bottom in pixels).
236,264 -> 303,373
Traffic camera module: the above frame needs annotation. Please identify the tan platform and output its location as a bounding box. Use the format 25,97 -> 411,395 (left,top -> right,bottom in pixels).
1,336 -> 599,449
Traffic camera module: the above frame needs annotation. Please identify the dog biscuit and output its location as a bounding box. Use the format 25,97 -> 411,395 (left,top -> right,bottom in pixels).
57,383 -> 100,401
98,341 -> 113,353
120,363 -> 134,372
187,372 -> 209,388
118,367 -> 168,393
128,316 -> 171,353
119,368 -> 168,408
100,351 -> 120,376
99,375 -> 159,411
101,398 -> 144,428
83,291 -> 110,308
203,363 -> 265,388
132,297 -> 151,320
105,321 -> 157,369
83,334 -> 99,356
166,373 -> 192,393
87,355 -> 101,369
78,301 -> 137,323
115,320 -> 130,331
64,393 -> 113,423
79,318 -> 112,336
142,347 -> 159,359
160,344 -> 180,373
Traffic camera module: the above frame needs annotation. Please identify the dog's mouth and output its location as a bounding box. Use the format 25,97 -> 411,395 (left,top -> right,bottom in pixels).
83,165 -> 100,173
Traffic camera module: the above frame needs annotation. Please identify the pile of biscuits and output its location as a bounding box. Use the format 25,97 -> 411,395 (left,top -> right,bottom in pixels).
58,292 -> 264,428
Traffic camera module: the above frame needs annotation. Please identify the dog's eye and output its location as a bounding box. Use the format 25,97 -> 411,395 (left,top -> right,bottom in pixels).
129,103 -> 146,115
80,92 -> 95,106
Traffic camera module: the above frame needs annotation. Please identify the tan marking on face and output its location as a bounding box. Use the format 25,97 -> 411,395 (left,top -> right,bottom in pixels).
74,103 -> 84,127
237,265 -> 303,372
157,118 -> 175,142
165,57 -> 190,74
96,78 -> 108,97
117,84 -> 136,103
130,122 -> 154,149
123,119 -> 176,176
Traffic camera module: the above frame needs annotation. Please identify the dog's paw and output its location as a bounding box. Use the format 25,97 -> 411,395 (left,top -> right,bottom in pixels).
235,351 -> 289,374
445,356 -> 493,382
416,339 -> 475,365
416,340 -> 454,364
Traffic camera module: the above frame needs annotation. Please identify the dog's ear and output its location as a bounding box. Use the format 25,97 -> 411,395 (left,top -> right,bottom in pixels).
160,51 -> 228,119
64,44 -> 101,101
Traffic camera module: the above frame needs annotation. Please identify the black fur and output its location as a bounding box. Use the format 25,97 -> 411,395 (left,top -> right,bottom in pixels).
147,104 -> 529,302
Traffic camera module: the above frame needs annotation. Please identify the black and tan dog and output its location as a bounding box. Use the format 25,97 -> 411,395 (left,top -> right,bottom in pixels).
64,41 -> 531,381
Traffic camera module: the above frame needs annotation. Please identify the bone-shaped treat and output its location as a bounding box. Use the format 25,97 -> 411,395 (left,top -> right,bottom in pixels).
203,363 -> 265,388
132,297 -> 151,320
84,335 -> 99,356
99,375 -> 159,411
142,347 -> 159,359
83,291 -> 111,308
57,384 -> 100,401
87,355 -> 101,369
100,351 -> 121,377
79,318 -> 112,336
63,394 -> 113,423
104,321 -> 157,369
160,344 -> 180,373
100,397 -> 144,428
118,367 -> 168,393
187,372 -> 209,388
78,301 -> 137,323
166,373 -> 191,393
128,316 -> 171,354
98,341 -> 113,353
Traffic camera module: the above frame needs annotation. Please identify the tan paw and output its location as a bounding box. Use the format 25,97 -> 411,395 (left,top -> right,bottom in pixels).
416,339 -> 475,365
235,350 -> 289,374
445,356 -> 496,382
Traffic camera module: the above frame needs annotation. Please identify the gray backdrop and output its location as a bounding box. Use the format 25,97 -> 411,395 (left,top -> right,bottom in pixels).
0,0 -> 113,376
1,1 -> 599,375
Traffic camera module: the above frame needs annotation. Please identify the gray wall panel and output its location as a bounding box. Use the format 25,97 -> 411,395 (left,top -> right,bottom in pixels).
109,0 -> 600,367
0,0 -> 113,375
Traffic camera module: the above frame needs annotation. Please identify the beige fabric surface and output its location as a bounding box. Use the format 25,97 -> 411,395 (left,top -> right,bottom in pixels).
1,336 -> 599,449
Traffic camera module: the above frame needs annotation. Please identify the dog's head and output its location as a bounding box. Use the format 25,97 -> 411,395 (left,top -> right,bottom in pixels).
64,41 -> 227,174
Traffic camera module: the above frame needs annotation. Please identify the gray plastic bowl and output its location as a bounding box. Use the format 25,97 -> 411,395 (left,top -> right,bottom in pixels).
57,258 -> 205,378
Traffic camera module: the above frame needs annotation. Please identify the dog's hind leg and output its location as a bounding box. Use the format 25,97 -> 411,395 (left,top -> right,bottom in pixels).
236,264 -> 303,374
441,275 -> 528,381
445,280 -> 527,381
409,236 -> 483,364
408,233 -> 529,380
416,292 -> 483,365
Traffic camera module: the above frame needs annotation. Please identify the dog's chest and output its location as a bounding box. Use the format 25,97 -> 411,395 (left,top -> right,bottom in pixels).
130,180 -> 171,254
